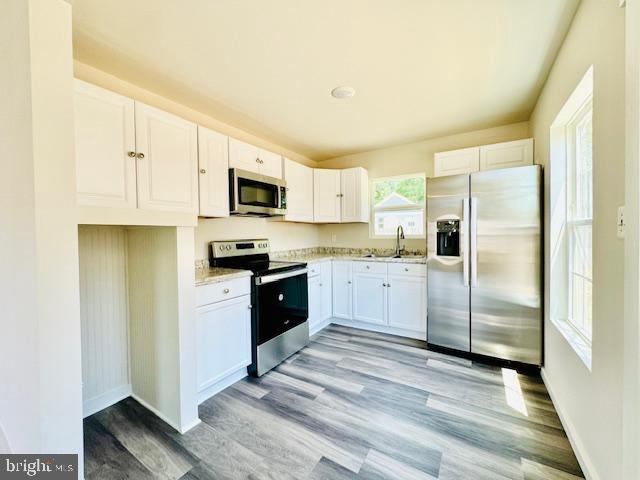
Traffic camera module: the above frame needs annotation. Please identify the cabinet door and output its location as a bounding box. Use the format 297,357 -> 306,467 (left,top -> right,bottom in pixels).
258,148 -> 283,179
135,102 -> 198,213
479,138 -> 533,171
320,261 -> 333,321
332,261 -> 352,319
387,274 -> 427,332
434,147 -> 480,177
284,158 -> 314,222
341,167 -> 369,223
353,272 -> 387,325
196,295 -> 251,392
74,80 -> 137,208
308,275 -> 322,332
228,137 -> 261,174
198,126 -> 229,217
314,169 -> 341,222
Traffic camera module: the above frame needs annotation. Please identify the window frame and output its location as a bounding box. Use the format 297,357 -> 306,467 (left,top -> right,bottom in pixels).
565,96 -> 593,345
369,172 -> 426,239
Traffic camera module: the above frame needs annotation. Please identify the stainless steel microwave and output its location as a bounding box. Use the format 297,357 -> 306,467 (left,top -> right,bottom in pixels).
229,168 -> 287,216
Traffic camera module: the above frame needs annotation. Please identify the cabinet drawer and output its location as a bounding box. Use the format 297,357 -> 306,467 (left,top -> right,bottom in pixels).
387,262 -> 426,277
196,277 -> 251,307
352,261 -> 387,274
307,260 -> 329,278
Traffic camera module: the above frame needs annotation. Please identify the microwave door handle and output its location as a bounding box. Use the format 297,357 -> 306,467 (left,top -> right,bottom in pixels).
462,198 -> 470,287
470,197 -> 478,287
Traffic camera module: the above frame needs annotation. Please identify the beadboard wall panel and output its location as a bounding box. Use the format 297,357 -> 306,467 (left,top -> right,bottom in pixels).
78,225 -> 131,417
126,227 -> 182,430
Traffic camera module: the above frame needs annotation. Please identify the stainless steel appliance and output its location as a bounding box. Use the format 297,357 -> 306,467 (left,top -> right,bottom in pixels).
427,165 -> 542,365
209,239 -> 308,376
229,168 -> 287,216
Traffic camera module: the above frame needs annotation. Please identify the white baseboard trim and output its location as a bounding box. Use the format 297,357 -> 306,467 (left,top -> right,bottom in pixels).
309,318 -> 333,336
130,393 -> 183,433
197,367 -> 248,405
331,318 -> 426,341
83,384 -> 132,418
541,368 -> 599,480
178,417 -> 201,434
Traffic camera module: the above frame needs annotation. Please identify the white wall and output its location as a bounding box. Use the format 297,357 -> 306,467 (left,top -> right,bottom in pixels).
316,122 -> 530,251
529,1 -> 626,479
194,217 -> 320,261
0,0 -> 83,460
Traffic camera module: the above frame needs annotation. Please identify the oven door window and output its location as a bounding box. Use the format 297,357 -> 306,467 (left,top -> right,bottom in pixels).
257,273 -> 308,345
238,177 -> 279,208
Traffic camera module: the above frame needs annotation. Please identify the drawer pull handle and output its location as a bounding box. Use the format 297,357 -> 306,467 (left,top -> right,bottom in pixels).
366,266 -> 370,269
223,288 -> 230,294
405,267 -> 409,272
247,304 -> 252,309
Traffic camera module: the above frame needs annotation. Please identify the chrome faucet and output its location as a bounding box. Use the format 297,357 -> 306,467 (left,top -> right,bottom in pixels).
395,225 -> 405,257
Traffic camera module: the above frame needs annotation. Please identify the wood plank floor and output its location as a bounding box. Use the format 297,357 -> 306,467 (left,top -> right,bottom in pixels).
85,325 -> 584,480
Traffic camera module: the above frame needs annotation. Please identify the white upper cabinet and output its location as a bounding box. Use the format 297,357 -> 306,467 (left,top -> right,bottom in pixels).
257,148 -> 283,179
198,126 -> 230,218
479,138 -> 533,171
135,102 -> 199,214
433,146 -> 480,177
228,137 -> 282,179
434,139 -> 534,177
314,169 -> 342,223
74,79 -> 137,208
340,167 -> 369,223
283,158 -> 314,223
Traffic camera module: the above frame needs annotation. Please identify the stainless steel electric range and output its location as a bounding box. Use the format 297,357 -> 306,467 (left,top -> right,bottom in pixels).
209,239 -> 309,376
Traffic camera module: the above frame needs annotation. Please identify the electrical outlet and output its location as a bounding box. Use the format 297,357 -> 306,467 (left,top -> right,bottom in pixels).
617,206 -> 625,239
331,234 -> 337,243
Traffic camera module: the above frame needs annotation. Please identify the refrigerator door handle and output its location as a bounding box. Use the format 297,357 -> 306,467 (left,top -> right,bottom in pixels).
463,197 -> 470,287
470,197 -> 478,287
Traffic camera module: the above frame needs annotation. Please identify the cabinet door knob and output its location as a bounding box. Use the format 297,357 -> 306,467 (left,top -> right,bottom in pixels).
247,304 -> 252,309
405,267 -> 409,272
366,265 -> 370,269
200,169 -> 206,174
223,288 -> 230,294
127,151 -> 136,158
319,283 -> 323,287
347,281 -> 352,284
387,283 -> 391,288
382,283 -> 387,287
136,152 -> 145,159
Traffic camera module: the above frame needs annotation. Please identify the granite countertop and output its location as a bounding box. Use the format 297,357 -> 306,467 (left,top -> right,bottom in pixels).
195,267 -> 252,287
272,253 -> 427,265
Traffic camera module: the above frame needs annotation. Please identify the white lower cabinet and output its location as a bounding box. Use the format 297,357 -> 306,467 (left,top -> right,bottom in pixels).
332,261 -> 427,335
353,263 -> 387,325
308,274 -> 323,332
308,262 -> 334,333
387,274 -> 427,332
195,284 -> 251,401
332,261 -> 353,319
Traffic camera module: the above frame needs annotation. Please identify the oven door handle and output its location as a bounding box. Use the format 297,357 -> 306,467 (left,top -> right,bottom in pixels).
255,268 -> 308,285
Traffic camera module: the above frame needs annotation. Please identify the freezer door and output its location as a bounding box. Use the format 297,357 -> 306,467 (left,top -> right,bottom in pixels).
427,174 -> 471,351
470,165 -> 542,364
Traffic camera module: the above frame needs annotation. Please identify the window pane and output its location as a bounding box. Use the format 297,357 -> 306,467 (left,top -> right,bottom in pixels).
373,210 -> 424,236
574,112 -> 593,220
373,176 -> 425,208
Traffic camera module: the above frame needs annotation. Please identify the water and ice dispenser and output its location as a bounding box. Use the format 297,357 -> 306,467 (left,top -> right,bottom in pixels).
436,220 -> 460,257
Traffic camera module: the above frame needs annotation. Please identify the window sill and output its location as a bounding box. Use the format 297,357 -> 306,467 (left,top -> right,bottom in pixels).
551,317 -> 592,370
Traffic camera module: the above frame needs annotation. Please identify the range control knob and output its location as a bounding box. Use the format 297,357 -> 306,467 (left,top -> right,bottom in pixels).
219,245 -> 224,251
226,245 -> 232,250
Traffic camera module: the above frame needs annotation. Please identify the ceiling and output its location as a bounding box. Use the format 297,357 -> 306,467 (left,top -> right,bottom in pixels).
69,0 -> 580,160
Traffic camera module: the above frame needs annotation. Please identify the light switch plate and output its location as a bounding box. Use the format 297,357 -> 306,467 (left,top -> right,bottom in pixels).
618,206 -> 625,239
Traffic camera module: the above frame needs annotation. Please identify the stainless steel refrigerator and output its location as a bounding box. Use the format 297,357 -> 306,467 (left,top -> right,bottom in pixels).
426,165 -> 542,365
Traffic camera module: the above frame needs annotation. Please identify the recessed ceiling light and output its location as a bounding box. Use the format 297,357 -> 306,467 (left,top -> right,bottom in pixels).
331,86 -> 355,99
